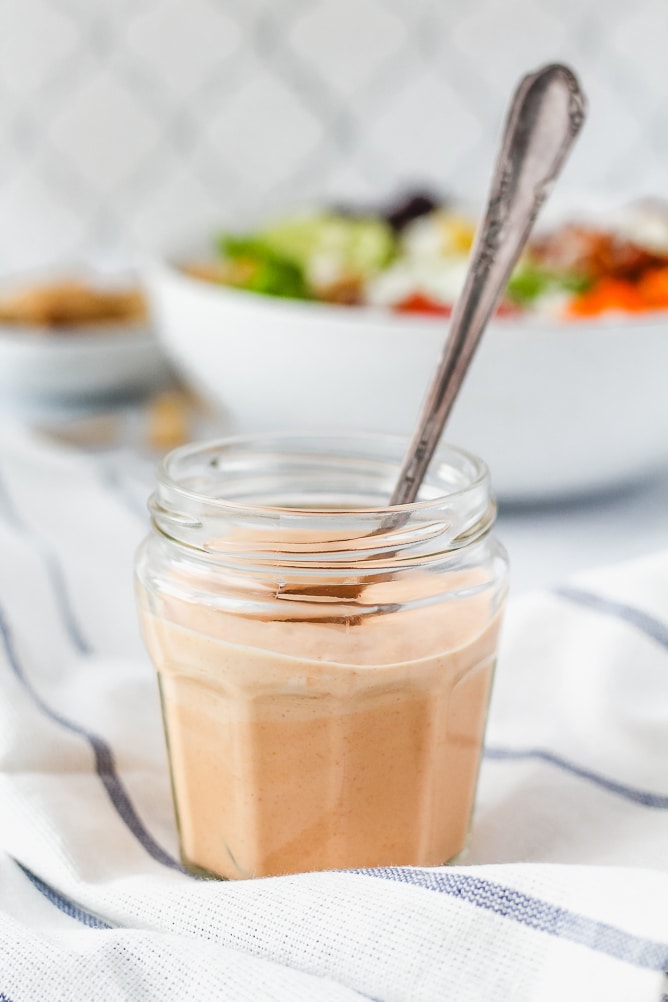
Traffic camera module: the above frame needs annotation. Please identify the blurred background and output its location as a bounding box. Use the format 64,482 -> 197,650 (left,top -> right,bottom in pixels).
2,0 -> 668,591
0,0 -> 666,271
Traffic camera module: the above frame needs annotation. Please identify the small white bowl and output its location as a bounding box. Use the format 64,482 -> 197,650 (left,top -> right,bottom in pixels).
144,258 -> 668,501
0,270 -> 171,405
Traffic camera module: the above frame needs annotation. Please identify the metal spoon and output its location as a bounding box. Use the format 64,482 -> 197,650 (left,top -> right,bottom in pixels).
389,63 -> 586,507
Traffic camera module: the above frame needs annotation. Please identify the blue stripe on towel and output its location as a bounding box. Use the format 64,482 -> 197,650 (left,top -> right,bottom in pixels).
554,585 -> 668,652
0,471 -> 91,655
484,746 -> 668,809
0,602 -> 184,873
358,869 -> 668,972
15,860 -> 112,930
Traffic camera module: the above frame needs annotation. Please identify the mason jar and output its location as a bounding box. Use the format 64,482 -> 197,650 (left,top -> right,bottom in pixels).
135,433 -> 508,880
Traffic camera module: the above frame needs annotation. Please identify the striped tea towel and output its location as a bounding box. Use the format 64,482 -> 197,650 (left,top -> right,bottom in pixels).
0,422 -> 666,1002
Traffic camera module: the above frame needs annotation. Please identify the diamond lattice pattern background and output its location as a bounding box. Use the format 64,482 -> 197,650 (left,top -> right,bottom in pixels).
0,0 -> 666,270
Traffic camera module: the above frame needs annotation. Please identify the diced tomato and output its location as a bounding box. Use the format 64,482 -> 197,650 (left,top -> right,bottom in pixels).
392,293 -> 520,318
494,299 -> 522,317
392,293 -> 452,316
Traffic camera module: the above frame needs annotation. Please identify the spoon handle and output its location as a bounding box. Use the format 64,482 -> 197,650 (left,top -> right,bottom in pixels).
389,63 -> 586,507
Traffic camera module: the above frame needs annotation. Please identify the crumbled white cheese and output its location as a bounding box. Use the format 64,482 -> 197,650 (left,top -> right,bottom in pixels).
366,257 -> 469,306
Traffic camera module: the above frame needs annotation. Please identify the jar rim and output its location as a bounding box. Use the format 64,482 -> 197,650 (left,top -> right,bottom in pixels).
157,431 -> 490,518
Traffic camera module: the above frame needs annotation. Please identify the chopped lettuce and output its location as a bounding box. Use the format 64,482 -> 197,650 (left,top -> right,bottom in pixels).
217,236 -> 310,299
258,214 -> 395,278
507,265 -> 591,306
218,214 -> 396,299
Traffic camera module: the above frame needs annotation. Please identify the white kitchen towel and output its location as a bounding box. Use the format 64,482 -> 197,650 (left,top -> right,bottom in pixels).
0,423 -> 666,1002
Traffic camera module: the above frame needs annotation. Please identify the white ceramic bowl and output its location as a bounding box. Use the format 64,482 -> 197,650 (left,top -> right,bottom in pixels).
0,270 -> 171,406
144,259 -> 668,501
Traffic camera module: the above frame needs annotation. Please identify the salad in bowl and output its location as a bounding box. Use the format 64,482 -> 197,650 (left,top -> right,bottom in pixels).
185,192 -> 668,321
145,193 -> 668,500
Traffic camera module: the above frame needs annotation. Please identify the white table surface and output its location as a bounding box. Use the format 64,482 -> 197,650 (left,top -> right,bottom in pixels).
496,471 -> 668,594
8,395 -> 668,599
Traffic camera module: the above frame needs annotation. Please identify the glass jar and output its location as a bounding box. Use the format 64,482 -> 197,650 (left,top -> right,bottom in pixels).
135,433 -> 508,880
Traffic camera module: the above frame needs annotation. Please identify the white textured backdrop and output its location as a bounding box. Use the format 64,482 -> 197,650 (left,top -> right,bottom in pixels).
0,0 -> 666,270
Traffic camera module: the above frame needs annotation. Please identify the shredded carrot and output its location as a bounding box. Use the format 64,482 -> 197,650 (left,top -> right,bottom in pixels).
565,278 -> 647,317
637,267 -> 668,309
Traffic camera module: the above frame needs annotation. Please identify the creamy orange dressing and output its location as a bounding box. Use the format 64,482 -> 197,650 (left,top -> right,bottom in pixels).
138,565 -> 502,879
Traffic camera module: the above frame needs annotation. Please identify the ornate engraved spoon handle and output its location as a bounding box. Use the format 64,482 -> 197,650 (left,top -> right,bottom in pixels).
390,63 -> 586,507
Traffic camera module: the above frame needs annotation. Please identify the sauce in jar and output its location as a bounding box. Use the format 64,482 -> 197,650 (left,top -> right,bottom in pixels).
135,434 -> 508,879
